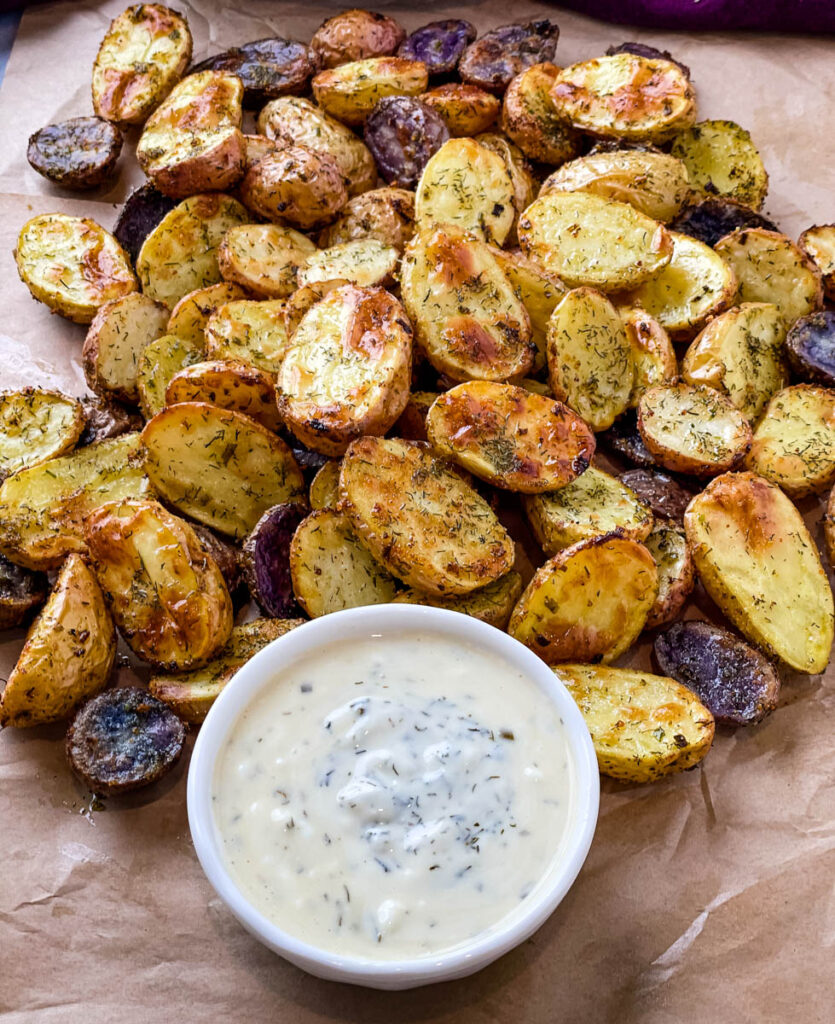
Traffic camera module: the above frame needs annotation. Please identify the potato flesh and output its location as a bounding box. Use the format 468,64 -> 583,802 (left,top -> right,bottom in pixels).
684,471 -> 834,673
0,390 -> 84,477
137,333 -> 204,419
309,460 -> 341,510
621,307 -> 677,407
643,521 -> 695,630
392,571 -> 524,630
298,240 -> 399,289
84,293 -> 170,402
799,224 -> 835,300
671,119 -> 768,210
219,224 -> 316,299
312,57 -> 428,126
167,282 -> 248,345
205,299 -> 290,374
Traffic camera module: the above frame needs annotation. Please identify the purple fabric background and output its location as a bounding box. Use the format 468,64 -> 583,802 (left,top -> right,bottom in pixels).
556,0 -> 835,33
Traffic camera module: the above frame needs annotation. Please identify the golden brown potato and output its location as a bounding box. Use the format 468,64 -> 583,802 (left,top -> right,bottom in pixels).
671,120 -> 768,210
555,664 -> 714,782
218,223 -> 316,299
83,293 -> 170,403
392,571 -> 524,630
283,281 -> 350,338
638,383 -> 752,476
15,214 -> 137,325
0,554 -> 115,727
320,187 -> 415,251
141,402 -> 305,539
239,145 -> 347,230
92,3 -> 193,126
277,284 -> 412,455
309,459 -> 341,510
619,307 -> 677,408
241,133 -> 281,171
421,83 -> 500,136
490,246 -> 566,373
426,381 -> 595,493
166,282 -> 248,345
204,299 -> 290,375
297,239 -> 399,290
474,132 -> 537,245
501,63 -> 581,165
745,385 -> 835,498
137,333 -> 203,418
311,9 -> 405,68
85,499 -> 233,670
643,520 -> 695,630
136,71 -> 245,198
685,471 -> 834,673
165,359 -> 281,432
509,533 -> 658,664
400,223 -> 533,383
798,224 -> 835,300
339,436 -> 514,595
551,53 -> 696,142
312,57 -> 427,126
0,389 -> 84,479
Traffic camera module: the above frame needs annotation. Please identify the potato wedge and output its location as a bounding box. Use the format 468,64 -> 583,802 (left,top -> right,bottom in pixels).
508,534 -> 658,664
136,193 -> 250,309
340,437 -> 514,595
546,287 -> 634,431
422,83 -> 499,137
501,63 -> 581,165
85,499 -> 233,670
799,224 -> 835,301
149,618 -> 304,723
554,664 -> 714,782
414,137 -> 515,246
257,96 -> 377,198
137,333 -> 203,418
15,214 -> 137,325
0,554 -> 47,631
312,57 -> 427,126
321,187 -> 415,251
290,509 -> 399,617
136,71 -> 245,198
239,146 -> 347,231
643,520 -> 695,630
311,9 -> 405,69
620,307 -> 677,408
277,284 -> 412,455
684,471 -> 834,673
392,571 -> 523,630
620,230 -> 737,340
400,224 -> 533,383
490,247 -> 566,373
83,293 -> 170,403
745,385 -> 835,498
0,389 -> 84,479
671,120 -> 768,210
309,460 -> 341,510
141,402 -> 305,539
0,554 -> 115,728
638,383 -> 752,476
165,359 -> 280,432
714,228 -> 823,326
524,465 -> 653,554
541,150 -> 690,224
518,192 -> 673,292
298,240 -> 399,290
92,3 -> 193,126
474,132 -> 536,245
0,433 -> 150,570
166,282 -> 248,345
204,299 -> 289,375
551,53 -> 696,142
681,303 -> 788,421
426,382 -> 595,493
218,224 -> 316,299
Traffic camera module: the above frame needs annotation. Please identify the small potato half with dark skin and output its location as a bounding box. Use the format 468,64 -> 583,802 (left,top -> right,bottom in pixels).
398,20 -> 475,76
654,620 -> 781,726
113,184 -> 177,263
670,198 -> 779,248
66,687 -> 185,795
785,312 -> 835,387
311,9 -> 406,69
27,117 -> 123,190
364,96 -> 449,189
619,469 -> 694,524
78,398 -> 144,447
242,502 -> 309,618
0,553 -> 47,631
459,20 -> 560,95
190,37 -> 320,108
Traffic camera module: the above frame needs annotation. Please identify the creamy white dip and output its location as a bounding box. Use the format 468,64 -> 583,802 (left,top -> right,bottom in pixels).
212,631 -> 575,960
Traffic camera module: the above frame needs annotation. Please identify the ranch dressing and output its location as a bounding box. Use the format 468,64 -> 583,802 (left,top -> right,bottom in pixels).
212,631 -> 575,960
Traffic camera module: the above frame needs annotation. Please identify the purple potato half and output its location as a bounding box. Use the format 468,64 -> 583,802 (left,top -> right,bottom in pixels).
242,502 -> 309,618
785,311 -> 835,387
459,20 -> 560,94
398,19 -> 476,76
364,96 -> 450,188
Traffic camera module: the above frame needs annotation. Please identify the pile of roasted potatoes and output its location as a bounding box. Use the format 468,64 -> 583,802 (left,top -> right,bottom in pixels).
4,5 -> 835,792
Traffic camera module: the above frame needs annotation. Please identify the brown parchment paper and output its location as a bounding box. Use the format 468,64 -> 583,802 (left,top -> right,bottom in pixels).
1,4 -> 833,1023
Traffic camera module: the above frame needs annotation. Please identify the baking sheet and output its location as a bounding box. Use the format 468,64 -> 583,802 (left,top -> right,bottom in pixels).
1,3 -> 833,1022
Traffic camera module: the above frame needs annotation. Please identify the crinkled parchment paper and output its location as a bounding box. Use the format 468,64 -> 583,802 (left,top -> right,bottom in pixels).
0,4 -> 833,1023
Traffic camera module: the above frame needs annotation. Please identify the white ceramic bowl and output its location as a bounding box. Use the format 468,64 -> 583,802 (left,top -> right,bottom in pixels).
188,605 -> 599,990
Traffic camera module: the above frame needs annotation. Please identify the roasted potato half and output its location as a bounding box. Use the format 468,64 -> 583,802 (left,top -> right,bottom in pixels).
277,284 -> 412,455
620,307 -> 677,408
27,116 -> 123,190
165,359 -> 280,432
643,520 -> 695,630
0,389 -> 84,479
137,333 -> 204,418
745,385 -> 835,498
638,383 -> 752,477
166,282 -> 248,345
392,570 -> 523,630
241,503 -> 308,618
798,224 -> 835,301
671,120 -> 768,210
283,282 -> 350,338
0,433 -> 150,570
551,53 -> 696,142
92,3 -> 193,126
320,187 -> 415,252
501,63 -> 581,166
340,437 -> 514,595
458,20 -> 559,95
311,9 -> 405,69
509,533 -> 658,664
421,83 -> 500,137
399,19 -> 476,77
312,57 -> 428,127
619,468 -> 694,524
15,214 -> 137,325
239,146 -> 347,231
78,398 -> 144,448
685,471 -> 834,673
309,460 -> 341,510
0,554 -> 115,728
141,402 -> 305,539
218,223 -> 316,299
490,246 -> 566,372
518,192 -> 673,292
204,299 -> 290,375
83,293 -> 170,403
474,132 -> 537,245
298,240 -> 399,290
113,183 -> 178,262
149,618 -> 303,723
785,312 -> 835,387
363,95 -> 450,190
825,485 -> 835,570
524,465 -> 653,554
401,223 -> 533,383
681,303 -> 788,422
85,499 -> 233,670
555,664 -> 714,782
426,382 -> 595,493
0,554 -> 48,631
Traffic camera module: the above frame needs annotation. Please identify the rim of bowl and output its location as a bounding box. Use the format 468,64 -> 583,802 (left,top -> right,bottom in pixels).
187,604 -> 599,985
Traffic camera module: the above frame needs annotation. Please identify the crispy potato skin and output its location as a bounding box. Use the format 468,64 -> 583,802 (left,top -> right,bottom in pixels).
311,9 -> 405,69
321,187 -> 415,251
421,83 -> 500,137
218,223 -> 316,300
0,554 -> 115,727
85,499 -> 233,670
509,533 -> 658,664
92,3 -> 193,125
0,389 -> 85,479
825,485 -> 835,570
339,437 -> 514,596
167,282 -> 248,344
426,381 -> 595,493
27,116 -> 123,189
240,146 -> 347,230
165,359 -> 281,432
277,284 -> 412,456
643,520 -> 695,630
501,63 -> 581,165
555,664 -> 714,782
684,472 -> 834,673
83,292 -> 170,403
392,571 -> 524,630
458,20 -> 559,95
670,119 -> 768,210
312,57 -> 427,126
